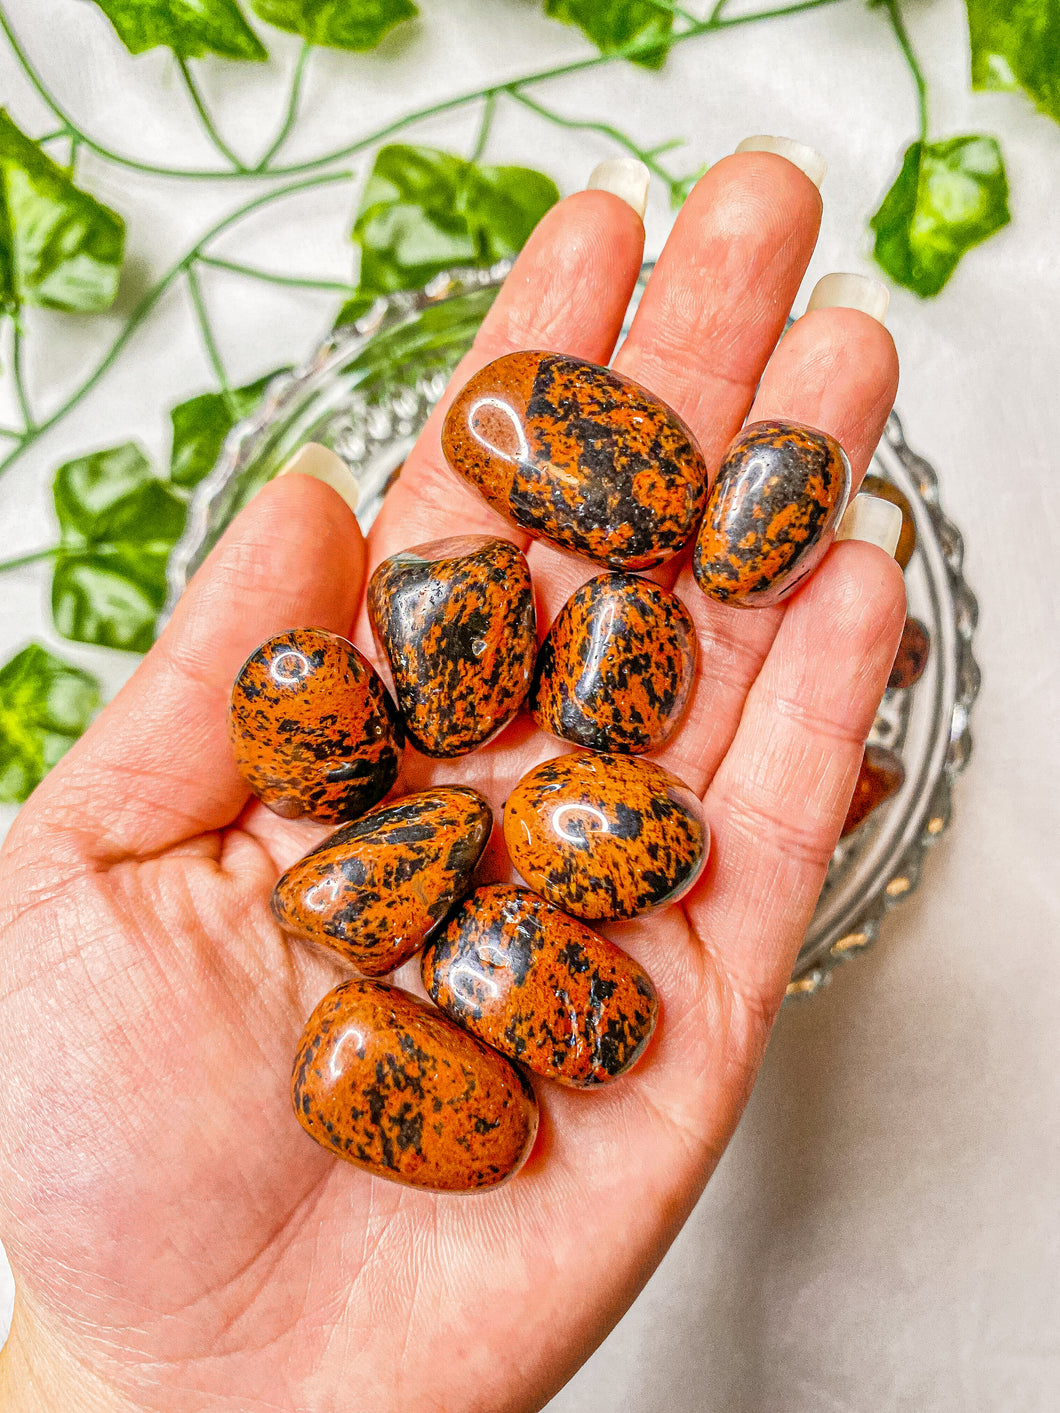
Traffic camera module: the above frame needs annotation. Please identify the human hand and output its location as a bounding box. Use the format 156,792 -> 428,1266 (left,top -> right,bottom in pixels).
0,146 -> 903,1413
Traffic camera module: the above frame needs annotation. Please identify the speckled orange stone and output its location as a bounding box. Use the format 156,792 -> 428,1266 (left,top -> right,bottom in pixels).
292,977 -> 538,1191
441,351 -> 708,570
693,420 -> 851,607
862,474 -> 916,570
888,617 -> 930,690
271,787 -> 492,976
368,535 -> 536,758
504,752 -> 708,921
228,628 -> 403,823
530,572 -> 697,754
841,745 -> 905,837
423,885 -> 658,1088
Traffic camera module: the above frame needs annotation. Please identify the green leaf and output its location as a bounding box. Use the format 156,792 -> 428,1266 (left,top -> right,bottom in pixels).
169,371 -> 284,488
966,0 -> 1060,122
543,0 -> 673,69
51,443 -> 188,652
0,110 -> 125,316
89,0 -> 267,60
251,0 -> 417,50
870,136 -> 1011,297
0,643 -> 101,803
336,144 -> 559,325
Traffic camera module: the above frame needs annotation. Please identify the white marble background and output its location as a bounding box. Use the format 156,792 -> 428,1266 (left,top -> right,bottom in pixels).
2,0 -> 1059,1407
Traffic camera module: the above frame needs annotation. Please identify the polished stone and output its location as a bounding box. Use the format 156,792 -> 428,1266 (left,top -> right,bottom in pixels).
271,786 -> 492,976
291,977 -> 538,1191
442,350 -> 708,570
862,474 -> 916,569
531,572 -> 697,754
228,627 -> 403,823
841,745 -> 906,836
503,752 -> 708,921
888,617 -> 930,690
368,535 -> 536,758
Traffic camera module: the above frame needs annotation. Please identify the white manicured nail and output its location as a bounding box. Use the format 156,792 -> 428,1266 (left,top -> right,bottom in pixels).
807,272 -> 890,325
278,443 -> 359,515
734,135 -> 827,189
835,494 -> 903,557
586,158 -> 651,221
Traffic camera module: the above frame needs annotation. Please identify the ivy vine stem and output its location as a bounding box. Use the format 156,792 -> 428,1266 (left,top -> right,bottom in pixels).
255,40 -> 313,172
197,255 -> 357,294
0,547 -> 57,575
10,325 -> 34,432
882,0 -> 929,142
177,58 -> 249,173
185,265 -> 238,417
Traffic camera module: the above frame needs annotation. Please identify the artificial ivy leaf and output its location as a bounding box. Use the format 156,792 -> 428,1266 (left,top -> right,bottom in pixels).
251,0 -> 417,50
336,144 -> 559,325
966,0 -> 1060,122
51,443 -> 188,652
543,0 -> 672,69
89,0 -> 267,60
169,371 -> 284,488
0,643 -> 101,803
870,136 -> 1011,297
0,110 -> 124,315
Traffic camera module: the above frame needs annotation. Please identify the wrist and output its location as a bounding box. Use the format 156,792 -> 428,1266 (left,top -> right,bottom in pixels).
0,1298 -> 134,1413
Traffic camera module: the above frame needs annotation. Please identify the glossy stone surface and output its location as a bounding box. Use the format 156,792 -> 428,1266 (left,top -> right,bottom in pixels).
228,628 -> 403,823
504,752 -> 708,921
841,745 -> 906,837
888,616 -> 930,690
862,474 -> 916,569
693,419 -> 851,607
368,535 -> 536,758
423,885 -> 658,1088
292,977 -> 538,1191
530,572 -> 697,754
441,350 -> 708,570
271,787 -> 492,976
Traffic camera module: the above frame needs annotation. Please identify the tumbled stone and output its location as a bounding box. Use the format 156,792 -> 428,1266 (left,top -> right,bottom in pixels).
228,627 -> 403,823
693,420 -> 851,607
503,752 -> 708,921
862,474 -> 916,569
888,617 -> 930,690
441,350 -> 708,570
291,977 -> 538,1192
423,885 -> 658,1087
271,786 -> 492,976
368,535 -> 536,758
530,572 -> 697,754
841,745 -> 906,837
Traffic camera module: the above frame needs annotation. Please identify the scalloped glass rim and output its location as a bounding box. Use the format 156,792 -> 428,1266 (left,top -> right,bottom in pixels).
165,263 -> 980,1000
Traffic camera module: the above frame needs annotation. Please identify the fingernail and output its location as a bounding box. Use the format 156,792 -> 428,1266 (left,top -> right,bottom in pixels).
835,493 -> 903,557
734,135 -> 827,189
278,443 -> 360,515
806,272 -> 890,325
586,157 -> 651,221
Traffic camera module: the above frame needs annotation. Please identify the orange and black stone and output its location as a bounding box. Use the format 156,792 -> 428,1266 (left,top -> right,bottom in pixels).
504,752 -> 708,922
271,786 -> 493,976
368,535 -> 536,758
862,474 -> 916,570
841,745 -> 906,837
228,627 -> 403,823
888,617 -> 930,690
291,977 -> 538,1191
531,572 -> 697,754
441,350 -> 708,570
423,885 -> 658,1088
693,420 -> 851,607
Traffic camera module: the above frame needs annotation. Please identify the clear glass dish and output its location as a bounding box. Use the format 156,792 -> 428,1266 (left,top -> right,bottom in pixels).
165,264 -> 980,998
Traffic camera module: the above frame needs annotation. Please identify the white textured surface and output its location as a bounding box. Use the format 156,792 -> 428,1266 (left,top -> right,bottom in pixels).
2,0 -> 1060,1405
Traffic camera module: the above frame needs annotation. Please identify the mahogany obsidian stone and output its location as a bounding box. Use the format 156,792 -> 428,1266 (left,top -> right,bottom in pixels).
228,627 -> 402,824
291,977 -> 538,1192
367,535 -> 536,758
888,617 -> 930,690
841,745 -> 906,837
441,350 -> 709,570
270,786 -> 492,977
423,885 -> 658,1088
693,420 -> 851,608
503,752 -> 708,922
530,572 -> 697,754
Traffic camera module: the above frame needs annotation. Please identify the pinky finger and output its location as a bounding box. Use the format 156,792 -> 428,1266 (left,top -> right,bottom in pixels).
686,536 -> 906,1027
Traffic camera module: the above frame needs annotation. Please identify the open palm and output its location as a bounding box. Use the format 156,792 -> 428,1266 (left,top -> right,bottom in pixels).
0,151 -> 903,1413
